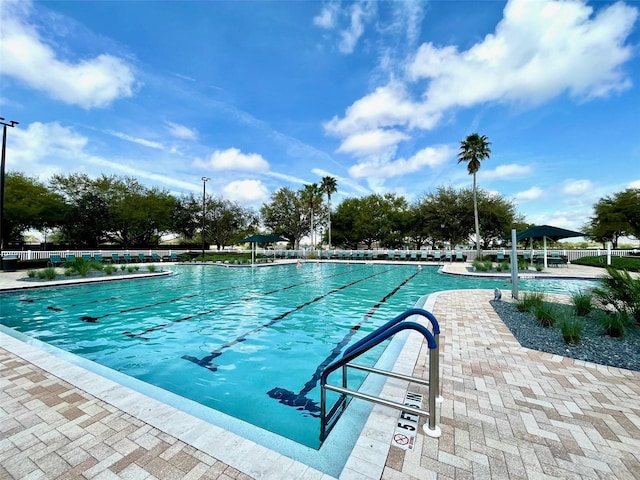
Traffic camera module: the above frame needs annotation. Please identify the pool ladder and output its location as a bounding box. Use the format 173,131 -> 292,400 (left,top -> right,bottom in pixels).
319,308 -> 442,441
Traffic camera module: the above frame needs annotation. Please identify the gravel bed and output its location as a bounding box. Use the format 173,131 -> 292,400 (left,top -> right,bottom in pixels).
491,300 -> 640,372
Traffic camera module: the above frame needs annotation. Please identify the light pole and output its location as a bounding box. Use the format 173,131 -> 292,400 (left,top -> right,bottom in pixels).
201,176 -> 209,262
0,118 -> 19,255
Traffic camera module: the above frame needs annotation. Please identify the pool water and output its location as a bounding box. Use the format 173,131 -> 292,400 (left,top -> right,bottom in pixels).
0,263 -> 595,448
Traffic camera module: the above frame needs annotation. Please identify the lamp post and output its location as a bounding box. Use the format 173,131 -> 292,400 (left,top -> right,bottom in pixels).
0,118 -> 19,254
201,176 -> 210,262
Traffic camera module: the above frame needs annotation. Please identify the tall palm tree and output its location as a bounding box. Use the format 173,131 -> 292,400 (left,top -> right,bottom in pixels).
458,133 -> 491,259
320,176 -> 338,248
302,183 -> 322,248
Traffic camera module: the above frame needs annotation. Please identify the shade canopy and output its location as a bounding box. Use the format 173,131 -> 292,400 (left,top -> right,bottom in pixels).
238,234 -> 288,244
516,225 -> 584,242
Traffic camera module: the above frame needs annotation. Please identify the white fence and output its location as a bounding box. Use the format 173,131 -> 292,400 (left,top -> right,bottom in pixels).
2,249 -> 191,261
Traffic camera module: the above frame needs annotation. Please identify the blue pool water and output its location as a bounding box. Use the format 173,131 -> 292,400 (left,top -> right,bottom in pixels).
0,263 -> 596,449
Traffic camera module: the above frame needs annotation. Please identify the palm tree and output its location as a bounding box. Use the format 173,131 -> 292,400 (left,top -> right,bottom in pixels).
302,183 -> 322,248
458,133 -> 491,259
320,176 -> 338,248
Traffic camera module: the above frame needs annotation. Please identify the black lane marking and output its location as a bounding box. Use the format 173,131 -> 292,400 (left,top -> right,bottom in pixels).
78,264 -> 363,323
182,268 -> 392,371
267,269 -> 421,417
122,266 -> 370,338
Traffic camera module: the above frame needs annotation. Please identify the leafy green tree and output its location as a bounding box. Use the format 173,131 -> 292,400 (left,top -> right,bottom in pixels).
331,194 -> 408,249
172,194 -> 202,242
50,173 -> 113,247
206,197 -> 258,250
260,187 -> 308,249
476,190 -> 518,248
418,186 -> 473,249
458,133 -> 491,257
2,172 -> 67,247
321,176 -> 338,248
584,189 -> 640,248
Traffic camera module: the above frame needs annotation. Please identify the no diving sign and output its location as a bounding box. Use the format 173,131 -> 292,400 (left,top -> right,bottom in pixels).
391,391 -> 422,450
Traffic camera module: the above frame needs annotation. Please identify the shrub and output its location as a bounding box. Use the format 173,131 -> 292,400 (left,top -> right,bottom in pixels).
571,290 -> 593,317
120,265 -> 126,271
518,259 -> 529,270
27,270 -> 36,278
472,259 -> 487,271
534,302 -> 557,328
127,266 -> 135,273
558,314 -> 583,344
38,268 -> 57,280
73,259 -> 92,277
64,268 -> 73,277
147,264 -> 157,272
104,265 -> 116,275
593,267 -> 640,325
595,310 -> 631,338
515,291 -> 545,312
495,262 -> 503,272
483,259 -> 493,271
133,265 -> 140,271
501,261 -> 510,271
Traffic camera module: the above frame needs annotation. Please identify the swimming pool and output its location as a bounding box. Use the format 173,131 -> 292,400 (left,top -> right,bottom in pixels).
0,263 -> 595,451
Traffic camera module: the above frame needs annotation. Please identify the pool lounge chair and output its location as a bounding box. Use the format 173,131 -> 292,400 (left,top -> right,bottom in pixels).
123,253 -> 132,263
387,251 -> 395,261
420,251 -> 428,261
94,253 -> 103,263
170,253 -> 178,262
399,251 -> 407,261
549,252 -> 568,267
410,252 -> 417,261
137,253 -> 147,263
445,251 -> 452,262
366,251 -> 374,260
111,253 -> 122,264
151,253 -> 161,262
81,253 -> 92,262
455,252 -> 465,262
433,251 -> 442,263
65,253 -> 76,264
496,252 -> 505,262
48,254 -> 63,268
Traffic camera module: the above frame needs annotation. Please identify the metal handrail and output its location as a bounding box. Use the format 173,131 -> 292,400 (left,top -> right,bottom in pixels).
319,310 -> 442,441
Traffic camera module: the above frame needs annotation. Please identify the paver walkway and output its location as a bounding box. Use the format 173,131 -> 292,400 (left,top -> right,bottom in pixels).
384,290 -> 640,479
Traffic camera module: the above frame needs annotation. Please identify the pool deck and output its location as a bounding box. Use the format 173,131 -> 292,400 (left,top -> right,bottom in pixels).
2,261 -> 639,479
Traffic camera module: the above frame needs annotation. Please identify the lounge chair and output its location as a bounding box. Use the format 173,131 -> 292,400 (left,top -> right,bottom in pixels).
366,251 -> 374,260
549,252 -> 567,267
94,253 -> 103,263
455,252 -> 465,262
122,253 -> 132,263
137,253 -> 147,263
410,252 -> 417,261
65,253 -> 76,264
81,253 -> 91,262
48,254 -> 63,268
496,252 -> 505,262
433,251 -> 442,263
445,252 -> 452,262
399,252 -> 407,261
170,253 -> 178,262
151,253 -> 161,262
387,252 -> 395,261
420,251 -> 428,261
111,253 -> 122,264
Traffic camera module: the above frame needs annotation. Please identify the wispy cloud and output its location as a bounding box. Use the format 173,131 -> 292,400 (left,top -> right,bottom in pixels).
106,130 -> 163,150
165,121 -> 198,140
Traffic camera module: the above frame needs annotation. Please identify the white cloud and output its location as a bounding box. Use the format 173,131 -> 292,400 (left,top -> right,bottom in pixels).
337,129 -> 408,156
562,179 -> 593,196
313,3 -> 339,29
349,145 -> 452,179
408,0 -> 636,110
513,186 -> 545,202
107,130 -> 163,150
166,121 -> 198,140
0,0 -> 136,108
327,0 -> 637,159
194,148 -> 269,172
481,163 -> 533,181
313,0 -> 376,54
628,179 -> 640,188
7,121 -> 199,191
222,179 -> 269,205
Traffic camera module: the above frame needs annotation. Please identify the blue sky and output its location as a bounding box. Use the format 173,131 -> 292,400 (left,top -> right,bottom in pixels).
1,0 -> 639,234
